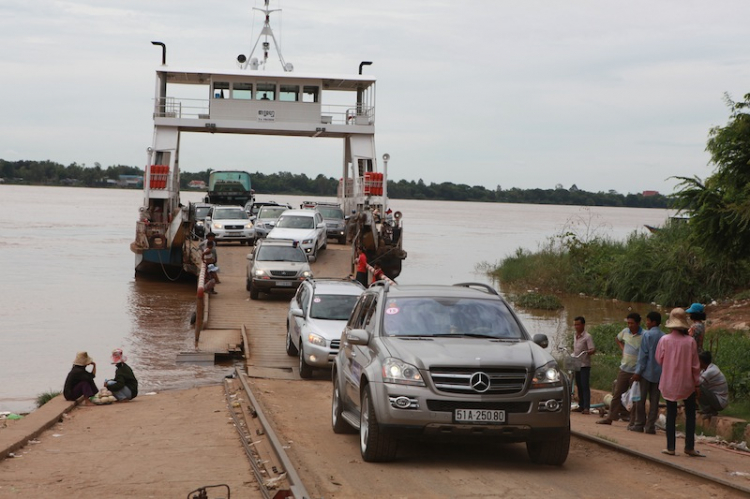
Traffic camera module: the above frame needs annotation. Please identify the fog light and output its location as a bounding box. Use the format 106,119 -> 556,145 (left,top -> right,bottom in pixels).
545,399 -> 560,411
309,354 -> 317,362
388,396 -> 419,409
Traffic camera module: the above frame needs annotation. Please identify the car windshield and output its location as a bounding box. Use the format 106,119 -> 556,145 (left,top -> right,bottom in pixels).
276,215 -> 314,229
195,207 -> 211,218
311,294 -> 360,320
256,246 -> 307,262
382,297 -> 525,339
318,207 -> 344,219
258,206 -> 287,219
214,209 -> 248,220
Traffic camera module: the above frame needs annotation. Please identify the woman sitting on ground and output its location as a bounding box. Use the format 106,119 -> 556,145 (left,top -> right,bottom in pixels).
104,348 -> 139,401
63,352 -> 98,406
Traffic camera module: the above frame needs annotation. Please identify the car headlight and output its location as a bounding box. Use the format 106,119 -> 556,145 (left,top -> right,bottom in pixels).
382,358 -> 424,386
254,269 -> 266,277
302,238 -> 313,244
196,221 -> 204,226
245,223 -> 253,229
531,361 -> 562,388
213,222 -> 223,229
301,270 -> 313,278
307,333 -> 326,347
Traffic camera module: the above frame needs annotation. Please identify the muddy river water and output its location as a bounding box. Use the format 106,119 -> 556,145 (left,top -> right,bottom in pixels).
1,185 -> 673,412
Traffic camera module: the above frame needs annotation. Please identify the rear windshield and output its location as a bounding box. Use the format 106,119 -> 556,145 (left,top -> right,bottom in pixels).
382,297 -> 525,339
256,246 -> 307,262
258,206 -> 288,219
311,294 -> 360,320
318,207 -> 344,219
276,215 -> 314,229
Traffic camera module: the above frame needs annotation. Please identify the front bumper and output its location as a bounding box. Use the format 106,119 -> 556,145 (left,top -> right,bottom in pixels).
214,228 -> 254,241
301,340 -> 338,368
366,382 -> 569,440
251,277 -> 303,292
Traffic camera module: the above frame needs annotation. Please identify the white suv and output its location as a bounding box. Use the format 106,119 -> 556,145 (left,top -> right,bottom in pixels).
205,205 -> 254,245
267,209 -> 327,261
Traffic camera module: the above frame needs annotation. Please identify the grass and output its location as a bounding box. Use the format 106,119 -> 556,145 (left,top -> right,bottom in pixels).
508,291 -> 563,310
35,390 -> 61,408
594,433 -> 619,444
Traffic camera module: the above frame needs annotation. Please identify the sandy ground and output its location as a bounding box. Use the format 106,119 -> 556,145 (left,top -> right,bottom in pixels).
0,386 -> 261,499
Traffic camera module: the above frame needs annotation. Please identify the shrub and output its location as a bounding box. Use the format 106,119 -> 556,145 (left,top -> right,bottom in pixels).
36,390 -> 61,408
586,323 -> 623,392
704,329 -> 750,399
508,292 -> 563,310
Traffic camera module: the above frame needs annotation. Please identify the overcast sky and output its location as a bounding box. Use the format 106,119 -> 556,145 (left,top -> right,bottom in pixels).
2,0 -> 749,194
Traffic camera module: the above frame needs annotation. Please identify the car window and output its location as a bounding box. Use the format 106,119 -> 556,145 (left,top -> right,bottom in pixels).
382,297 -> 524,338
195,207 -> 211,218
363,296 -> 379,333
215,209 -> 248,220
348,294 -> 374,329
299,286 -> 310,314
310,294 -> 360,320
276,215 -> 314,229
256,246 -> 307,262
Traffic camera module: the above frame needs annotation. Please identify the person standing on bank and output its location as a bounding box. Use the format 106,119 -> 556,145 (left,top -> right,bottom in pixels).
355,247 -> 368,287
631,311 -> 665,434
104,348 -> 138,401
656,308 -> 703,457
63,352 -> 98,406
572,316 -> 595,415
597,312 -> 643,426
686,302 -> 706,353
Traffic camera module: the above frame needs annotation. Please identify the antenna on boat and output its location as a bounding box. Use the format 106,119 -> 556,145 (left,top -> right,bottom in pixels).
237,0 -> 293,72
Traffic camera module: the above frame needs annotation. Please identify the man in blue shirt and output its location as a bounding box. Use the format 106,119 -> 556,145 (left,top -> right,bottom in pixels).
631,311 -> 664,434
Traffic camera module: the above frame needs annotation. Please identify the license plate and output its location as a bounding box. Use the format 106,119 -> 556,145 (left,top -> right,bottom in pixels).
276,281 -> 292,287
454,409 -> 505,423
228,231 -> 242,236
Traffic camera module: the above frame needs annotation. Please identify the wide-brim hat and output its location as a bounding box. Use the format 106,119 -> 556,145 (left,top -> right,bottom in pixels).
111,348 -> 128,364
685,302 -> 705,314
665,308 -> 690,330
73,351 -> 93,366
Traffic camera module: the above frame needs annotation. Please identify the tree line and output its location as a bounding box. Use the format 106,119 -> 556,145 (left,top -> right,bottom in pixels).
1,159 -> 669,209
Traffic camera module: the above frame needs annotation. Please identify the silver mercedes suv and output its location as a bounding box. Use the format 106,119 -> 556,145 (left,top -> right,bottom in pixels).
331,282 -> 570,465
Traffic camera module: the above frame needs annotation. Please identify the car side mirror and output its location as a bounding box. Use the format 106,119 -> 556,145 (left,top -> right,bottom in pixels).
246,253 -> 254,260
345,328 -> 369,345
317,223 -> 326,229
291,308 -> 304,318
533,334 -> 549,349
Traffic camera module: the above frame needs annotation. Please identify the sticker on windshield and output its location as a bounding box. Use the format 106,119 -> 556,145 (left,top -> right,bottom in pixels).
386,307 -> 399,315
313,297 -> 321,303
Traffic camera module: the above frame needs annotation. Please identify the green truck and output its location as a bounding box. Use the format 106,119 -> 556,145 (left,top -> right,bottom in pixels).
205,170 -> 254,206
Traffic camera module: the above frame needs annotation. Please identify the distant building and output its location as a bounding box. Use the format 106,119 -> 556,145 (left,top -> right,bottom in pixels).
118,175 -> 144,188
642,190 -> 659,197
188,180 -> 207,189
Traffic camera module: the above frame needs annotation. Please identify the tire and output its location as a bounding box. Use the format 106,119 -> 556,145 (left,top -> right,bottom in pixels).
308,246 -> 318,264
322,237 -> 327,250
332,375 -> 356,434
299,342 -> 313,379
285,323 -> 298,356
360,386 -> 398,462
246,278 -> 252,292
249,283 -> 259,300
338,236 -> 347,245
526,426 -> 570,466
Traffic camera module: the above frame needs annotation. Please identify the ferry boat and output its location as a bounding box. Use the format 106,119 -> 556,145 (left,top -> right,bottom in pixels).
131,0 -> 406,279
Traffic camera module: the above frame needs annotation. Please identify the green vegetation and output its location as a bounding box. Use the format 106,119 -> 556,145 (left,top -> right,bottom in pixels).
1,159 -> 669,208
508,292 -> 563,310
35,390 -> 61,408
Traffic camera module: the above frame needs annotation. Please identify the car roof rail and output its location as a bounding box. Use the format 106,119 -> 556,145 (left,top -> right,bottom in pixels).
369,280 -> 390,292
452,282 -> 500,296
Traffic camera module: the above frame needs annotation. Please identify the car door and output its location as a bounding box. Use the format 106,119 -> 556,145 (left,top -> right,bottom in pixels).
316,212 -> 326,246
343,294 -> 377,410
290,284 -> 309,346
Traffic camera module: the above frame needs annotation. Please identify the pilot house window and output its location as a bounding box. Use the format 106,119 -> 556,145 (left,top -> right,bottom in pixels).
303,86 -> 319,103
255,83 -> 276,101
279,85 -> 300,102
233,82 -> 253,100
213,81 -> 229,99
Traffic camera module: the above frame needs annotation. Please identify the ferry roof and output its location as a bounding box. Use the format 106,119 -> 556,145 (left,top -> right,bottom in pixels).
159,66 -> 376,90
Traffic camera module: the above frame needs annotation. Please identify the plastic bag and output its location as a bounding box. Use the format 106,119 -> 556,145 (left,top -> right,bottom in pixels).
621,382 -> 641,410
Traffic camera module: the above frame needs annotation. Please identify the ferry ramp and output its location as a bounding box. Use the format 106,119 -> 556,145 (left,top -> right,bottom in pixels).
202,242 -> 352,379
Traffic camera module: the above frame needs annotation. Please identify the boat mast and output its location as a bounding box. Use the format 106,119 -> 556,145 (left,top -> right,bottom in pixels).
238,0 -> 293,72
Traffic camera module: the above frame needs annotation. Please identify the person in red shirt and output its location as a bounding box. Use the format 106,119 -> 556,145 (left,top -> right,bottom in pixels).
355,247 -> 368,287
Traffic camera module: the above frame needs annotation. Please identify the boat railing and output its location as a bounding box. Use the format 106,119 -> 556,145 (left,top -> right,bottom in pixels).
153,97 -> 374,125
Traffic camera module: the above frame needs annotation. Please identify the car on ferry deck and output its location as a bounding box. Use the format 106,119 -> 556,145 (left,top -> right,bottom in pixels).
266,209 -> 327,262
246,238 -> 313,300
191,202 -> 214,239
286,278 -> 365,378
313,203 -> 348,244
252,203 -> 293,243
205,205 -> 254,245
